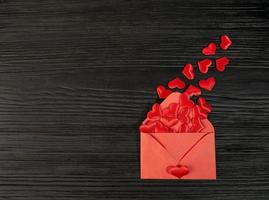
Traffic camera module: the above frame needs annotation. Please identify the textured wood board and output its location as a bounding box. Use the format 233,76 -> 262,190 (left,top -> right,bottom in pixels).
0,0 -> 268,199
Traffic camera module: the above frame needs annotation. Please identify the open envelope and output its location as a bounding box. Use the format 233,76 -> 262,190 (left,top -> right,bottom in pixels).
140,93 -> 216,179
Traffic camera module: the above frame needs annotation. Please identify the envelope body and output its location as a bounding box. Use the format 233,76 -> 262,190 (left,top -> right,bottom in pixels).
140,130 -> 216,179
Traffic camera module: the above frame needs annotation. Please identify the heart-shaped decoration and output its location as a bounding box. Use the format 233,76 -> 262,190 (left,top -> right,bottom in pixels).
202,42 -> 216,55
199,77 -> 216,91
195,105 -> 208,119
216,57 -> 229,72
147,103 -> 161,119
185,84 -> 201,97
162,103 -> 178,118
168,77 -> 186,89
156,85 -> 173,99
198,59 -> 212,74
167,165 -> 189,178
197,97 -> 212,113
155,121 -> 169,133
179,93 -> 194,108
160,118 -> 178,128
220,34 -> 232,50
139,123 -> 155,133
182,64 -> 195,80
190,116 -> 204,132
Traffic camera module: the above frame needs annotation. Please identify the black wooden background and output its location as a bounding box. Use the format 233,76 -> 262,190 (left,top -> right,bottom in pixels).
0,0 -> 268,199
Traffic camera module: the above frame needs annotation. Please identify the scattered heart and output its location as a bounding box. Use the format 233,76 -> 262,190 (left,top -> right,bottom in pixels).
190,116 -> 204,132
179,93 -> 195,107
197,97 -> 212,113
139,123 -> 155,133
167,165 -> 189,178
168,77 -> 186,90
185,84 -> 201,97
147,103 -> 161,119
202,42 -> 216,55
198,59 -> 212,74
162,103 -> 178,118
195,105 -> 208,119
141,34 -> 232,134
155,121 -> 169,133
160,118 -> 178,128
182,64 -> 195,80
216,57 -> 229,72
220,34 -> 232,50
199,77 -> 216,91
156,85 -> 173,99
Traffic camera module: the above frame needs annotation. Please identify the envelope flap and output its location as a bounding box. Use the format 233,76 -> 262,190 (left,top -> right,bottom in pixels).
151,132 -> 211,161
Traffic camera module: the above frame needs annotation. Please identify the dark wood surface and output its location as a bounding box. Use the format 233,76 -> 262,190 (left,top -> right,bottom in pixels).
0,0 -> 268,199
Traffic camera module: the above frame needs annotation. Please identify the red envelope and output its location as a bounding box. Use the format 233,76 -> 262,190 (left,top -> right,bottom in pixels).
140,93 -> 216,179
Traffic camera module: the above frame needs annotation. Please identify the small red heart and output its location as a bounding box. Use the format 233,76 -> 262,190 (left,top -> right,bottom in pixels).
167,165 -> 189,178
168,77 -> 186,89
182,64 -> 195,80
147,103 -> 161,119
199,77 -> 216,91
155,121 -> 169,133
162,103 -> 178,118
139,123 -> 155,133
198,59 -> 212,74
197,97 -> 212,113
202,42 -> 216,55
216,57 -> 229,72
177,107 -> 189,124
184,84 -> 201,97
179,93 -> 194,107
160,118 -> 178,128
220,34 -> 232,50
156,85 -> 173,99
180,124 -> 189,133
195,105 -> 208,119
152,103 -> 160,112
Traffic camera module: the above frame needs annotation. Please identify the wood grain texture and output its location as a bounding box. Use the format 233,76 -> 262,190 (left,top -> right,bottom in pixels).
0,0 -> 268,199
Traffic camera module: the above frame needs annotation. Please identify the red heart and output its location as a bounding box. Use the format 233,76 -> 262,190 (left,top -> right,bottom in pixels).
180,124 -> 189,132
197,97 -> 212,113
184,84 -> 201,97
168,77 -> 186,89
167,165 -> 189,178
195,105 -> 208,119
152,103 -> 160,112
156,85 -> 173,99
162,103 -> 178,118
190,116 -> 204,132
155,121 -> 169,133
160,118 -> 178,128
177,107 -> 189,124
182,64 -> 195,80
202,42 -> 216,55
179,93 -> 194,108
147,103 -> 161,119
220,34 -> 232,50
139,123 -> 155,133
216,57 -> 229,72
198,59 -> 212,74
199,77 -> 216,91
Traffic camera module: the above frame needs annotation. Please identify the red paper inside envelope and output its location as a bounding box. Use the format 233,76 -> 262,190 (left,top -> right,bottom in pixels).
140,92 -> 216,179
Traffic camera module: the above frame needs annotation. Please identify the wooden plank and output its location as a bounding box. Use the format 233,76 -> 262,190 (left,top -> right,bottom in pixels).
0,0 -> 268,199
